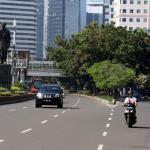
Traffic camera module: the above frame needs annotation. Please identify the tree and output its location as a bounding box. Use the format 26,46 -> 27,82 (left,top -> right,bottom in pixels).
87,61 -> 135,97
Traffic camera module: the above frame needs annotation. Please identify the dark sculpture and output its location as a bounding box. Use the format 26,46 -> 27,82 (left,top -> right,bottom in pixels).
0,22 -> 11,64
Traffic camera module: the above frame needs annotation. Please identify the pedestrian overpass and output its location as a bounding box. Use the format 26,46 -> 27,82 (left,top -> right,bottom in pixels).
27,61 -> 64,77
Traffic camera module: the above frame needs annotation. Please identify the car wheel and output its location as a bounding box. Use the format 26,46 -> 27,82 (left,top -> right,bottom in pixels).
35,102 -> 41,108
57,99 -> 63,108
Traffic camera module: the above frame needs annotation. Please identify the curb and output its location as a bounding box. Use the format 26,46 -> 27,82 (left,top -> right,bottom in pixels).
0,94 -> 35,105
74,93 -> 116,106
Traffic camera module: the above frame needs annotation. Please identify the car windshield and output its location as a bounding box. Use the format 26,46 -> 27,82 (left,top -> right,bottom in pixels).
40,86 -> 60,93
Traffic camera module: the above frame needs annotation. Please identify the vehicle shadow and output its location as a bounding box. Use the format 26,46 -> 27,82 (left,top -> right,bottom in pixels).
41,106 -> 80,110
133,126 -> 150,129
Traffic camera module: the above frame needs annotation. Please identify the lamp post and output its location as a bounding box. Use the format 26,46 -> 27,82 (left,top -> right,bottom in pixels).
12,18 -> 16,84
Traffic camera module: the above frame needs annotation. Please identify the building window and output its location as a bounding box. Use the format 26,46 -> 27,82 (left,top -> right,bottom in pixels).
129,18 -> 133,22
137,18 -> 140,22
122,18 -> 126,22
130,0 -> 134,4
144,0 -> 148,4
111,14 -> 114,18
123,9 -> 127,13
143,27 -> 147,31
144,9 -> 147,14
123,0 -> 127,4
129,27 -> 133,30
137,9 -> 141,14
130,9 -> 134,13
111,8 -> 114,12
137,0 -> 141,4
143,18 -> 147,22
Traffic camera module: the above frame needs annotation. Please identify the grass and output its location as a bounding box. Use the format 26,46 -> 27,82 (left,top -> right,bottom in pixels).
99,95 -> 114,103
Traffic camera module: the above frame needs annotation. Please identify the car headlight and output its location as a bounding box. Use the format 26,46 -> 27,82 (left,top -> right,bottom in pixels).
37,93 -> 43,99
55,94 -> 60,98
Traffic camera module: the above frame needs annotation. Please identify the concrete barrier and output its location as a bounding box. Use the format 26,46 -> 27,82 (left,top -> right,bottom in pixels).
0,94 -> 35,105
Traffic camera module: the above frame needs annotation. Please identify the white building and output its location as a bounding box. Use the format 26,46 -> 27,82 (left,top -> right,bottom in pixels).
0,0 -> 37,59
113,0 -> 150,31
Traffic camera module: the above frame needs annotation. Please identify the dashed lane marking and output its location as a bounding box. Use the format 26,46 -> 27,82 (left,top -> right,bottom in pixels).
62,111 -> 66,113
21,128 -> 32,134
102,131 -> 108,137
53,115 -> 59,118
106,123 -> 110,128
108,117 -> 112,121
97,144 -> 104,150
0,140 -> 4,143
8,109 -> 16,112
23,107 -> 28,109
111,110 -> 114,112
41,120 -> 48,124
110,113 -> 113,116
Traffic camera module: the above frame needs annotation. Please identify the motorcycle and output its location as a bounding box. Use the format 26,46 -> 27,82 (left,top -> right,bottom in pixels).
124,103 -> 137,128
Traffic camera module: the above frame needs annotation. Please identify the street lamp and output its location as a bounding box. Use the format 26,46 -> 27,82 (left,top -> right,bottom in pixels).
12,18 -> 16,84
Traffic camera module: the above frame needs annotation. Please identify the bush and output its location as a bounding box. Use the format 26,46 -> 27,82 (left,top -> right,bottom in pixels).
13,81 -> 26,90
11,86 -> 21,92
0,87 -> 9,92
14,91 -> 26,95
0,91 -> 11,96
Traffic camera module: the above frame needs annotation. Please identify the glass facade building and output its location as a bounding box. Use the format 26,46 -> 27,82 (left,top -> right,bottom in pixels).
36,0 -> 44,60
0,0 -> 37,59
42,0 -> 86,59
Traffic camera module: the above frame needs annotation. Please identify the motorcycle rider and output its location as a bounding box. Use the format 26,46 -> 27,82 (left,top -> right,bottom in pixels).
124,91 -> 137,122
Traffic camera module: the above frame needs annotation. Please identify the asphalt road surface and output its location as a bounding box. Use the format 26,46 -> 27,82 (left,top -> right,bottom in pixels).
0,94 -> 150,150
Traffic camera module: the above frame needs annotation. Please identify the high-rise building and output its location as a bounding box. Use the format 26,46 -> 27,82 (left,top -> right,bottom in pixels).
42,0 -> 86,59
0,0 -> 37,59
113,0 -> 150,31
36,0 -> 44,60
86,0 -> 114,26
104,0 -> 114,24
86,0 -> 104,26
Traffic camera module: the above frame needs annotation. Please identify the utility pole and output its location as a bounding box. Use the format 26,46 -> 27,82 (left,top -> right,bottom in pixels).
12,18 -> 16,85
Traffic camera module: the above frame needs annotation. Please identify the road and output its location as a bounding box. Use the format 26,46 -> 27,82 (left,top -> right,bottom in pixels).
0,94 -> 150,150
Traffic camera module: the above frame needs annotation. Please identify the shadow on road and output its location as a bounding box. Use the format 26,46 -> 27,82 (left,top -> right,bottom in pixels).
133,126 -> 150,129
41,106 -> 80,110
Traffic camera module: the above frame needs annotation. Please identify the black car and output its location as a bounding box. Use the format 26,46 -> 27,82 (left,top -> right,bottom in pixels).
35,84 -> 63,108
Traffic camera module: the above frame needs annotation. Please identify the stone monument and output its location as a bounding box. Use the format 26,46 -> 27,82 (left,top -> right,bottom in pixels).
0,22 -> 11,89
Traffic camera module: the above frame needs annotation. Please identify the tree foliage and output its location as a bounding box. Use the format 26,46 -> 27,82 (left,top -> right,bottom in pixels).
87,61 -> 135,89
47,22 -> 150,90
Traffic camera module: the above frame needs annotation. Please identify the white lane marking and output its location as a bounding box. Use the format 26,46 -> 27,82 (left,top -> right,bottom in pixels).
21,128 -> 32,134
23,107 -> 28,109
110,113 -> 113,116
0,140 -> 4,143
53,115 -> 59,118
111,110 -> 114,112
102,131 -> 107,137
8,109 -> 16,112
106,123 -> 110,128
108,117 -> 112,121
97,144 -> 104,150
41,120 -> 48,124
62,111 -> 66,113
